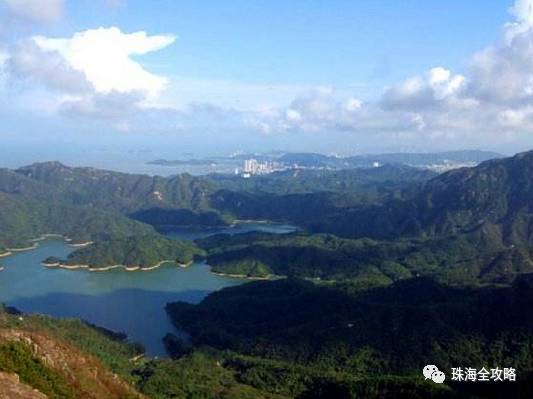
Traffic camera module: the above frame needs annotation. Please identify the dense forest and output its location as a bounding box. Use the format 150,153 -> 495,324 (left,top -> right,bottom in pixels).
165,277 -> 533,398
45,235 -> 203,269
0,159 -> 438,267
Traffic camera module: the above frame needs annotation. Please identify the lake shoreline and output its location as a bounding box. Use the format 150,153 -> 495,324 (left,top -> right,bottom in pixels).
210,271 -> 280,281
7,243 -> 39,252
0,235 -> 245,357
2,233 -> 94,258
42,259 -> 193,273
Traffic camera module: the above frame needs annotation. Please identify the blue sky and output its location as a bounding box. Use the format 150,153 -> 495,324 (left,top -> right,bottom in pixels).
63,0 -> 507,94
1,0 -> 533,164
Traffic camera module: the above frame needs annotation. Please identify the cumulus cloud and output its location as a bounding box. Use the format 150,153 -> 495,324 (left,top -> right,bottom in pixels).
34,27 -> 176,96
6,40 -> 91,93
5,0 -> 533,145
244,0 -> 533,143
381,67 -> 467,111
467,31 -> 533,105
0,0 -> 64,24
246,89 -> 366,134
2,26 -> 177,130
505,0 -> 533,41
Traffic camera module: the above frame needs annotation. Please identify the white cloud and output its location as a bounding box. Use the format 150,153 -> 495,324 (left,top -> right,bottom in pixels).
499,109 -> 527,127
247,89 -> 366,134
467,31 -> 533,105
6,40 -> 91,93
381,67 -> 466,110
505,0 -> 533,41
5,0 -> 533,147
60,91 -> 145,121
1,0 -> 64,24
34,27 -> 176,96
345,98 -> 362,112
1,27 -> 177,131
286,109 -> 302,122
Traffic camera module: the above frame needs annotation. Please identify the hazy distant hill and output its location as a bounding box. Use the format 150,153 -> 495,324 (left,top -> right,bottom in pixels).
208,164 -> 436,194
277,150 -> 502,168
150,150 -> 503,170
346,150 -> 503,168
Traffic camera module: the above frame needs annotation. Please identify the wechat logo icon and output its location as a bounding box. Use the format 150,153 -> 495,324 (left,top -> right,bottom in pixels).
423,365 -> 446,384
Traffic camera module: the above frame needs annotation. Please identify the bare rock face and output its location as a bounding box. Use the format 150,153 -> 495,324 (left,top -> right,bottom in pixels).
0,371 -> 48,399
0,328 -> 144,399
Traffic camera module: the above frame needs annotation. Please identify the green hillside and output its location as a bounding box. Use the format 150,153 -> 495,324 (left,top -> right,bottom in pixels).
166,277 -> 533,399
48,235 -> 203,269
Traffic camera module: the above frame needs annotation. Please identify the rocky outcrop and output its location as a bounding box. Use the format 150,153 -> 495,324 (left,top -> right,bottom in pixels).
0,328 -> 144,399
0,371 -> 48,399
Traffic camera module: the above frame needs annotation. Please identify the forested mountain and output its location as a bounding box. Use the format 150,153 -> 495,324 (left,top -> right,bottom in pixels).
46,235 -> 203,269
166,276 -> 533,398
4,151 -> 533,280
17,161 -> 213,213
8,161 -> 437,232
3,152 -> 533,398
310,151 -> 533,240
200,151 -> 533,284
1,306 -> 287,398
0,163 -> 210,266
208,164 -> 436,194
0,191 -> 155,249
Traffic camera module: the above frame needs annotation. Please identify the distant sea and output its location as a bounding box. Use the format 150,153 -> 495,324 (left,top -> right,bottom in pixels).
1,142 -> 239,176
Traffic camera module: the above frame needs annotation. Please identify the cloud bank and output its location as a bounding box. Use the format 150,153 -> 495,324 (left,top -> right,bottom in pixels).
240,0 -> 533,145
3,0 -> 533,149
3,26 -> 177,129
0,0 -> 64,24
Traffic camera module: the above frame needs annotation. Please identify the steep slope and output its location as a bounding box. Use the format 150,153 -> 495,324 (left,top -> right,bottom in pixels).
0,308 -> 296,398
167,276 -> 533,399
0,311 -> 144,398
16,161 -> 214,213
0,166 -> 204,267
203,151 -> 533,284
312,150 -> 533,242
0,371 -> 48,399
0,191 -> 156,250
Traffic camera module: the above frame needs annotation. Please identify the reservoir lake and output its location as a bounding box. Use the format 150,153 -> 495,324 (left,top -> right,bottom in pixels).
0,222 -> 296,356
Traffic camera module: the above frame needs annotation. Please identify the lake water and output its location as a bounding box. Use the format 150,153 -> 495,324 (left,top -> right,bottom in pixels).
0,223 -> 296,356
163,221 -> 298,241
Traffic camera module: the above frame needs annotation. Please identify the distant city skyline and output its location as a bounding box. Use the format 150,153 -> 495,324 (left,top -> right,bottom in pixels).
2,1 -> 533,161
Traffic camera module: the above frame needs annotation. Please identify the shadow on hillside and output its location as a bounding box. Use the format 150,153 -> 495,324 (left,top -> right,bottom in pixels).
130,207 -> 227,229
